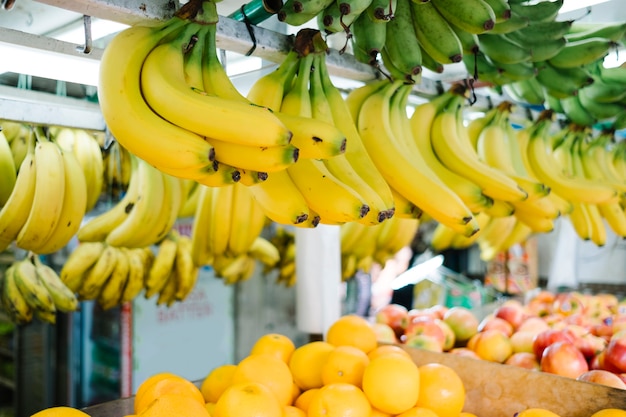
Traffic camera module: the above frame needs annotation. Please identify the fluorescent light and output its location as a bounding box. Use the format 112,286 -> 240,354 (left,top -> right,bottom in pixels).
559,0 -> 612,14
391,255 -> 445,290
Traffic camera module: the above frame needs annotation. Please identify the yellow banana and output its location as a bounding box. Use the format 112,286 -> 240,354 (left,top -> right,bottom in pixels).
1,265 -> 33,324
191,185 -> 214,267
228,183 -> 267,256
16,140 -> 66,252
60,241 -> 106,292
174,236 -> 198,300
248,236 -> 281,268
13,257 -> 56,316
33,257 -> 78,313
98,247 -> 131,310
205,137 -> 299,173
145,237 -> 179,299
0,130 -> 16,207
78,245 -> 119,300
121,248 -> 153,303
248,169 -> 311,226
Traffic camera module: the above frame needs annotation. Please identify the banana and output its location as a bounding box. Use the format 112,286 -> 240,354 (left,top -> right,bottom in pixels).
477,33 -> 532,64
78,245 -> 119,300
477,215 -> 518,261
366,0 -> 395,22
289,0 -> 335,15
577,88 -> 626,121
227,183 -> 267,256
15,139 -> 66,252
383,0 -> 422,79
548,37 -> 615,69
248,236 -> 281,268
97,247 -> 130,310
208,185 -> 236,259
430,223 -> 457,252
526,37 -> 567,62
0,139 -> 36,252
410,0 -> 463,65
30,148 -> 87,255
566,22 -> 626,43
1,265 -> 33,324
490,59 -> 538,81
497,219 -> 533,253
319,58 -> 396,221
410,92 -> 492,214
481,0 -> 510,23
60,241 -> 106,292
248,170 -> 310,226
450,211 -> 491,250
509,0 -> 563,23
121,247 -> 153,303
310,54 -> 390,225
526,111 -> 618,205
560,95 -> 597,127
483,199 -> 515,217
317,0 -> 360,34
0,130 -> 16,207
449,22 -> 480,55
277,2 -> 318,25
535,62 -> 594,97
178,181 -> 200,218
98,16 -> 218,178
595,63 -> 626,85
516,19 -> 573,43
490,12 -> 529,35
390,186 -> 422,219
105,159 -> 166,248
351,11 -> 387,64
145,237 -> 179,299
13,257 -> 56,316
430,93 -> 528,203
247,51 -> 299,111
238,169 -> 269,187
358,81 -> 478,236
174,236 -> 198,300
0,120 -> 23,143
71,129 -> 105,213
579,76 -> 626,103
33,257 -> 78,313
156,270 -> 178,306
430,0 -> 496,34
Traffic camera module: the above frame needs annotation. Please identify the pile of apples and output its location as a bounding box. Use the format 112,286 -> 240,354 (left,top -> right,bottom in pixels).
373,290 -> 626,390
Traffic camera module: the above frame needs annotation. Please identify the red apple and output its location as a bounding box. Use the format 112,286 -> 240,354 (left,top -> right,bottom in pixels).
404,316 -> 446,348
526,300 -> 553,317
510,331 -> 537,354
407,308 -> 437,321
505,352 -> 540,371
493,303 -> 526,330
372,322 -> 398,344
375,304 -> 409,338
404,334 -> 443,352
425,305 -> 449,320
540,341 -> 589,379
443,306 -> 479,344
574,333 -> 607,360
552,293 -> 586,317
478,316 -> 514,337
590,322 -> 614,341
576,370 -> 626,390
603,336 -> 626,373
612,315 -> 626,334
434,318 -> 455,351
448,347 -> 481,360
471,329 -> 513,363
517,317 -> 550,335
532,329 -> 576,360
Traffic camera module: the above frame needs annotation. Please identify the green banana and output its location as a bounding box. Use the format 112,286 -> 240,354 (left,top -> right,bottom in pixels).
566,22 -> 626,43
419,44 -> 445,74
365,0 -> 396,22
290,0 -> 335,15
527,37 -> 567,62
510,0 -> 563,23
477,33 -> 532,64
351,11 -> 387,64
503,78 -> 545,106
277,5 -> 317,25
579,76 -> 626,103
318,0 -> 359,33
515,19 -> 574,43
462,51 -> 498,80
430,0 -> 496,34
489,12 -> 529,34
337,0 -> 374,21
481,0 -> 510,23
548,37 -> 615,69
383,0 -> 422,78
578,88 -> 626,121
560,95 -> 597,127
535,62 -> 593,97
595,64 -> 626,85
490,59 -> 537,81
411,0 -> 463,64
544,91 -> 564,113
449,22 -> 480,54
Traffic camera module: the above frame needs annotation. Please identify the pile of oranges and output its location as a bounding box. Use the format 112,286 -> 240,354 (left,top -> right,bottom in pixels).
29,314 -> 626,417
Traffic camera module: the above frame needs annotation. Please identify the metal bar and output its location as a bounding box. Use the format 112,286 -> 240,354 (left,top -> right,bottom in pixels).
0,26 -> 103,60
0,85 -> 106,130
34,0 -> 442,94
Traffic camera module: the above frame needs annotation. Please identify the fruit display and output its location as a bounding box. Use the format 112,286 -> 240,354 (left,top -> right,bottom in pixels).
375,290 -> 626,390
29,314 -> 626,416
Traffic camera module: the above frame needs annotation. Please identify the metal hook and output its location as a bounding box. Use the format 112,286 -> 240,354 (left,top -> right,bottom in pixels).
76,15 -> 93,55
1,0 -> 17,11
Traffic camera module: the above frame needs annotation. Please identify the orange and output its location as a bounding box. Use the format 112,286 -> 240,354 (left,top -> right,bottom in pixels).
134,375 -> 205,415
367,344 -> 412,361
294,388 -> 320,413
200,364 -> 237,403
135,372 -> 180,402
308,383 -> 371,417
515,409 -> 563,417
213,382 -> 283,417
138,393 -> 210,417
591,410 -> 626,417
416,363 -> 465,417
31,407 -> 91,417
321,345 -> 370,387
291,382 -> 302,404
204,402 -> 216,416
396,406 -> 441,417
362,353 -> 420,415
285,405 -> 307,417
371,408 -> 393,417
460,413 -> 478,417
289,341 -> 335,390
232,353 -> 294,406
250,333 -> 296,363
326,315 -> 378,354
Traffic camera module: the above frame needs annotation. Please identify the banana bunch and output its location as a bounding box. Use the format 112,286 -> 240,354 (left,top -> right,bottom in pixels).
246,29 -> 394,227
6,123 -> 35,170
0,129 -> 89,255
523,110 -> 626,246
0,124 -> 17,208
266,227 -> 297,287
340,215 -> 420,280
190,181 -> 281,284
98,0 -> 297,185
0,253 -> 79,325
77,154 -> 185,249
51,127 -> 105,213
